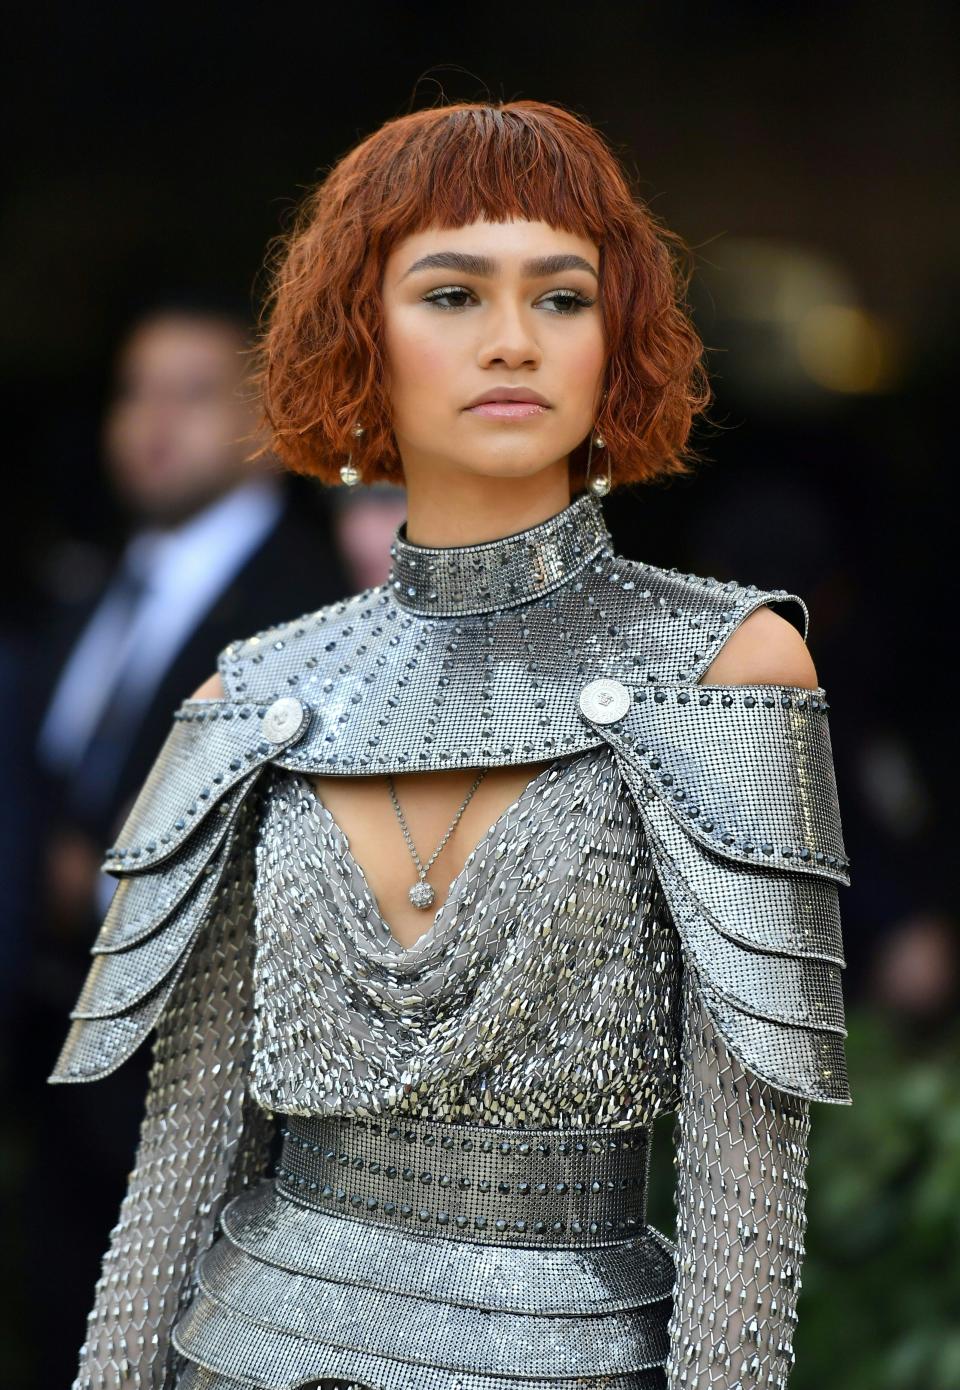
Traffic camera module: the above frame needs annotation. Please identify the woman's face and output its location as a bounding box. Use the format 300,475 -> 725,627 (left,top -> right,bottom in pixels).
380,219 -> 606,490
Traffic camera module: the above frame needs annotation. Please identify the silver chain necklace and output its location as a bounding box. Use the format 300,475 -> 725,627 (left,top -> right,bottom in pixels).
387,770 -> 489,909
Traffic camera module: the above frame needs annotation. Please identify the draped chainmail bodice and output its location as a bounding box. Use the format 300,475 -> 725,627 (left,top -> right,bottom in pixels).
250,747 -> 684,1129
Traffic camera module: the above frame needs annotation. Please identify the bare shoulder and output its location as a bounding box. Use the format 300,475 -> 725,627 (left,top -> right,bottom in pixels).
189,671 -> 226,700
700,606 -> 819,688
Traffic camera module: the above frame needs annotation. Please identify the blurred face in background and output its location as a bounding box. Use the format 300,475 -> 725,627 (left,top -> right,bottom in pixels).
104,313 -> 259,526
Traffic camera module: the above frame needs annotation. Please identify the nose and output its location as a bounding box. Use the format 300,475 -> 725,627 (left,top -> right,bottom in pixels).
477,302 -> 542,371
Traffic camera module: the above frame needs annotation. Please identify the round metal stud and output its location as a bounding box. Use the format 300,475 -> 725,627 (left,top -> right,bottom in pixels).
262,696 -> 309,744
578,677 -> 632,725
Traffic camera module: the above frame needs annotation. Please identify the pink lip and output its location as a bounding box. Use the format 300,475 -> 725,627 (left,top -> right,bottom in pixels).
465,401 -> 547,419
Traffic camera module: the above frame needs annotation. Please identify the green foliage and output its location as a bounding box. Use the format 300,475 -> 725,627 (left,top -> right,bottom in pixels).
795,1006 -> 960,1390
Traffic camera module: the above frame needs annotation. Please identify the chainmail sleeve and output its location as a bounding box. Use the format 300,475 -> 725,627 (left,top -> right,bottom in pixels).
665,963 -> 811,1390
69,796 -> 276,1390
47,696 -> 317,1389
579,680 -> 852,1385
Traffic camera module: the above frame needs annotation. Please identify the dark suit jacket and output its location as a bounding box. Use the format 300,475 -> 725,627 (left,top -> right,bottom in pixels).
28,481 -> 352,854
38,489 -> 352,845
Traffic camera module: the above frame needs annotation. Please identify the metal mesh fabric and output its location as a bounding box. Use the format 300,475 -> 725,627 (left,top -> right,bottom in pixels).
247,750 -> 681,1129
664,967 -> 811,1388
167,1113 -> 673,1384
53,494 -> 849,1389
68,794 -> 276,1389
176,1367 -> 668,1390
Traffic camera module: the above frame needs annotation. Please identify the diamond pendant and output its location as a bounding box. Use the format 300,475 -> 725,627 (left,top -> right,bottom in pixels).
408,879 -> 436,910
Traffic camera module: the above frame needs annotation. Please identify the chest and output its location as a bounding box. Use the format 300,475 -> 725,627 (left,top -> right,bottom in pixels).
302,759 -> 559,950
252,742 -> 676,992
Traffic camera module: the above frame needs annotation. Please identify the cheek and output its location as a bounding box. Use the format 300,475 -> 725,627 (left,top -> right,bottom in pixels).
185,405 -> 228,451
105,404 -> 144,458
384,307 -> 458,417
562,330 -> 606,420
567,323 -> 607,385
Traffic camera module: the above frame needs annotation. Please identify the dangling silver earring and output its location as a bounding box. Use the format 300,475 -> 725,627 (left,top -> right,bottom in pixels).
339,423 -> 365,487
585,428 -> 611,496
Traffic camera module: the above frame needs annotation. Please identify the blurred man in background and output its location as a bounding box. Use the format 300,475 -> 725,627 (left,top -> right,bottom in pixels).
33,297 -> 350,937
14,294 -> 354,1387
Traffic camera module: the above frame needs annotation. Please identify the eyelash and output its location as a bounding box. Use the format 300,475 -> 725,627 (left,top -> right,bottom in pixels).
421,286 -> 596,315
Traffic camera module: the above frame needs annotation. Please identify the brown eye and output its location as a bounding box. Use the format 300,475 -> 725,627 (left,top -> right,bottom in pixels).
540,291 -> 596,314
422,286 -> 475,310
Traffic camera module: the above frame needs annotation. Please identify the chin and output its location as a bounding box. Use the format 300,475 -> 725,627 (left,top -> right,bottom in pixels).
457,460 -> 558,484
455,444 -> 564,476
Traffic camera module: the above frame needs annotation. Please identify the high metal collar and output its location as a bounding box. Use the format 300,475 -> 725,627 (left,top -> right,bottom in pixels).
386,491 -> 612,617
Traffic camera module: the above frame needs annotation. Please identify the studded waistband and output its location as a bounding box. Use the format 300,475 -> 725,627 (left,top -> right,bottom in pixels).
274,1111 -> 652,1248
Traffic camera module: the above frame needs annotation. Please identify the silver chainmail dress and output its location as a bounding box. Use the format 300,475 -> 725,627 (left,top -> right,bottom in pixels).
49,491 -> 852,1390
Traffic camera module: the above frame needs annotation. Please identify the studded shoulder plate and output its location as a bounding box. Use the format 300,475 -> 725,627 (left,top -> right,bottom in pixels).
214,497 -> 806,776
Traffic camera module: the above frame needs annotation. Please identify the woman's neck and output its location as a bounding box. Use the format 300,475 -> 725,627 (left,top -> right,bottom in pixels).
400,465 -> 571,548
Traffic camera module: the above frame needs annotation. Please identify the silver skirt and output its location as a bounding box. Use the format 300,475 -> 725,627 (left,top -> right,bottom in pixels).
172,1112 -> 676,1390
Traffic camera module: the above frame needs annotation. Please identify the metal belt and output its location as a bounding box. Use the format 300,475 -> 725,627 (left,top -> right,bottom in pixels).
274,1111 -> 653,1248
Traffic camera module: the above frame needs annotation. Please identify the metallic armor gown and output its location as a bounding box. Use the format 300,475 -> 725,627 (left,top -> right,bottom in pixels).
49,491 -> 853,1390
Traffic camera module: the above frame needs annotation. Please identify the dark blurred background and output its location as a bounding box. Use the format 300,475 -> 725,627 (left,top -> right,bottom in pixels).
2,3 -> 957,1387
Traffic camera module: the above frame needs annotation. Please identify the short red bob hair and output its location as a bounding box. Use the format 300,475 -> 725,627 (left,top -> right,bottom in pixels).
254,99 -> 712,492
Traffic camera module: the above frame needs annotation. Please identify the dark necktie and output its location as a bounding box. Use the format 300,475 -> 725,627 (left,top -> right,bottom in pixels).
62,563 -> 152,828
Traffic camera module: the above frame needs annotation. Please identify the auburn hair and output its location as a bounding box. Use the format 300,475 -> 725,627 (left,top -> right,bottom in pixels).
253,100 -> 712,491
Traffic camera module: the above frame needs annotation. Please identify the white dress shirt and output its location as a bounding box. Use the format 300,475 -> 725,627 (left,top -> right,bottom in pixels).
36,475 -> 284,775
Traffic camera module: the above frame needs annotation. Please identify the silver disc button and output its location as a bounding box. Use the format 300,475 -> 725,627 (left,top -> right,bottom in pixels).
579,678 -> 632,725
262,696 -> 309,744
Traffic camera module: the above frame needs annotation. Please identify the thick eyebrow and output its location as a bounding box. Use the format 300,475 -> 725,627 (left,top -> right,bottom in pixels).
399,251 -> 599,282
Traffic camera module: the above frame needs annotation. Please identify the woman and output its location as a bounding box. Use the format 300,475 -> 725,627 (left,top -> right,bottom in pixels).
51,100 -> 852,1390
